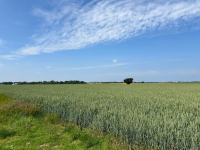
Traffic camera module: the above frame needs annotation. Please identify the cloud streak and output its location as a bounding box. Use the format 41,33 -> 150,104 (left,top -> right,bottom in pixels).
5,0 -> 200,57
60,63 -> 130,70
54,58 -> 185,71
0,55 -> 23,60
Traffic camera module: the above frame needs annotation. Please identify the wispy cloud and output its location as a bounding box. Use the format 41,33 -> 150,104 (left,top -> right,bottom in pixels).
53,58 -> 186,71
58,58 -> 185,71
60,63 -> 130,70
47,66 -> 50,68
0,55 -> 23,60
6,0 -> 200,56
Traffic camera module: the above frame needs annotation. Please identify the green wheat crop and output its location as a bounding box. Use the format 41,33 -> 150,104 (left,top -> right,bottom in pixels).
0,83 -> 199,149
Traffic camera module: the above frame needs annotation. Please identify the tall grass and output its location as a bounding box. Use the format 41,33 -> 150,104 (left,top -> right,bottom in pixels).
0,83 -> 200,149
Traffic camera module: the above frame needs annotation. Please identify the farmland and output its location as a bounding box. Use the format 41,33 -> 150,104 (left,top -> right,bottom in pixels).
0,83 -> 200,149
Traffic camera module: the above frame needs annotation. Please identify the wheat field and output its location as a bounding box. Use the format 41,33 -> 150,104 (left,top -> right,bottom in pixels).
0,83 -> 199,149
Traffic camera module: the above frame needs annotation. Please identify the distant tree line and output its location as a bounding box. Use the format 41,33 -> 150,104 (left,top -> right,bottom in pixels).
1,80 -> 200,85
0,80 -> 86,85
1,82 -> 13,85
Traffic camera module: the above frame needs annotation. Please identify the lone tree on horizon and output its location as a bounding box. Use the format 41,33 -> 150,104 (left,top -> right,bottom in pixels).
124,78 -> 133,84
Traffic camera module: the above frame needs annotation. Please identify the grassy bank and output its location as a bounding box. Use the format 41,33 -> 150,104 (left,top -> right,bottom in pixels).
0,94 -> 124,150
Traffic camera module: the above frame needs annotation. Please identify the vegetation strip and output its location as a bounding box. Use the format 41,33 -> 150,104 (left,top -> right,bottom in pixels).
0,94 -> 123,150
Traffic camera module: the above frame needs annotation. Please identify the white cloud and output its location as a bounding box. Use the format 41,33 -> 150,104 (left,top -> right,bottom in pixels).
61,63 -> 130,70
17,46 -> 42,55
0,55 -> 23,60
113,59 -> 117,63
8,0 -> 200,56
47,66 -> 50,68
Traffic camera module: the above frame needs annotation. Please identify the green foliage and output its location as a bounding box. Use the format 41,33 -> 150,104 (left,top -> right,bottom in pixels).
0,126 -> 16,139
1,84 -> 200,149
1,80 -> 86,85
1,82 -> 13,85
65,125 -> 102,148
124,78 -> 133,84
0,80 -> 87,85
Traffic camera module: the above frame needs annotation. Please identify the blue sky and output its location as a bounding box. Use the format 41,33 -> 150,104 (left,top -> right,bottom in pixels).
0,0 -> 200,82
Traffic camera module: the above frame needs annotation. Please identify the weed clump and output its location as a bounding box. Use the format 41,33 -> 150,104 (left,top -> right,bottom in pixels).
43,113 -> 60,124
0,101 -> 43,117
0,126 -> 16,139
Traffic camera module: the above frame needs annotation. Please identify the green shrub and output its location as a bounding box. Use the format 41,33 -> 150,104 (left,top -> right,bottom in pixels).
124,78 -> 133,84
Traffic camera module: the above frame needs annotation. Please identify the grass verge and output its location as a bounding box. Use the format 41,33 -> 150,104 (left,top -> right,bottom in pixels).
0,94 -> 127,150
